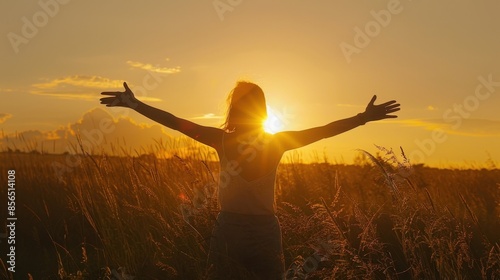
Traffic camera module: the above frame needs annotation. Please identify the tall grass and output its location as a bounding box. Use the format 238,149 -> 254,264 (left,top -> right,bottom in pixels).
0,142 -> 499,279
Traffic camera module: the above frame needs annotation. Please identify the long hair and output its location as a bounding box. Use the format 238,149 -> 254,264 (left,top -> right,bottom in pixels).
222,81 -> 267,132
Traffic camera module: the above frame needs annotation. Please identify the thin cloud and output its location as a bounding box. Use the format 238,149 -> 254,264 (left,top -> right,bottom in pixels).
0,113 -> 13,124
126,60 -> 181,74
138,96 -> 163,102
30,90 -> 162,102
392,118 -> 500,137
31,75 -> 123,101
456,119 -> 500,137
0,88 -> 15,94
30,92 -> 100,101
29,75 -> 162,102
190,113 -> 224,120
336,103 -> 363,108
33,75 -> 123,89
393,119 -> 446,131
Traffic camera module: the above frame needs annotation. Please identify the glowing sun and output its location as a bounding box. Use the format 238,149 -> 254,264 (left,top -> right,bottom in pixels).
263,106 -> 285,134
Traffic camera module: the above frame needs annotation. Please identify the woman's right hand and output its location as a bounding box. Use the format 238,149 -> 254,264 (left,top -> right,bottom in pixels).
100,82 -> 139,108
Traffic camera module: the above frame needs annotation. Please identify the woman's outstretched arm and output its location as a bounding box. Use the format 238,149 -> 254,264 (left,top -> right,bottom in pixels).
274,95 -> 400,151
100,82 -> 223,149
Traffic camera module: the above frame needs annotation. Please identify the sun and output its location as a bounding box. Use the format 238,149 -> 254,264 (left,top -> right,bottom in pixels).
263,106 -> 284,134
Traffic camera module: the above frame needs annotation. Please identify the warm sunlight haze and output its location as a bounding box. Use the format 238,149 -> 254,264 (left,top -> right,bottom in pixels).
263,106 -> 285,134
1,2 -> 499,279
1,1 -> 499,167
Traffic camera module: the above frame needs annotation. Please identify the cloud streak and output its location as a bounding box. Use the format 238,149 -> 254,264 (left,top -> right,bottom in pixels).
392,118 -> 500,137
33,75 -> 123,89
336,103 -> 364,108
126,59 -> 181,74
30,75 -> 123,101
0,88 -> 15,94
0,113 -> 13,124
29,75 -> 163,102
190,113 -> 224,120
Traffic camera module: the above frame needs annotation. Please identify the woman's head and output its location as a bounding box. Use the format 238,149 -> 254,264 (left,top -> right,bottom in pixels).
223,81 -> 267,132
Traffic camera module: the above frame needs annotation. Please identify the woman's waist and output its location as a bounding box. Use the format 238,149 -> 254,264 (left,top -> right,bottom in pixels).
219,190 -> 275,215
217,210 -> 278,223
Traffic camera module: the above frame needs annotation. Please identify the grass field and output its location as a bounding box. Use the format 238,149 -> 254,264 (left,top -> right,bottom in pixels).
0,145 -> 499,279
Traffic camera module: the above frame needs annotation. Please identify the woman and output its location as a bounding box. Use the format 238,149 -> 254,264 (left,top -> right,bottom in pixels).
100,81 -> 400,279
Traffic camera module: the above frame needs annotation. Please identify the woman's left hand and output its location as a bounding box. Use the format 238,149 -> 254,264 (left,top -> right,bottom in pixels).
362,95 -> 400,123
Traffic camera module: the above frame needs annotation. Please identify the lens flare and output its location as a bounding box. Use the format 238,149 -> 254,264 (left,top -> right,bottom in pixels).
263,106 -> 284,134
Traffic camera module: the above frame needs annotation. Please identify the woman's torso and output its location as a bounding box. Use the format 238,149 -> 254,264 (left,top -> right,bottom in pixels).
217,131 -> 283,215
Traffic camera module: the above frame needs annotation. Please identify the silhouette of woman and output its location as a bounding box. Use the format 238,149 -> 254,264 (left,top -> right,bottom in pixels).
100,81 -> 400,279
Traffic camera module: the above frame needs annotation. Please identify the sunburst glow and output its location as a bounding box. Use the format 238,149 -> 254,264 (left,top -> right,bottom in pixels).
263,106 -> 285,134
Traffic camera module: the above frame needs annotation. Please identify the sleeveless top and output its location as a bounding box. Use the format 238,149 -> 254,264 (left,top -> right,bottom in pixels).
218,133 -> 278,215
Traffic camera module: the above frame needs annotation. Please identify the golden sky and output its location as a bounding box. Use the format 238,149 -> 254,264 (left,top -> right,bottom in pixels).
1,0 -> 499,167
